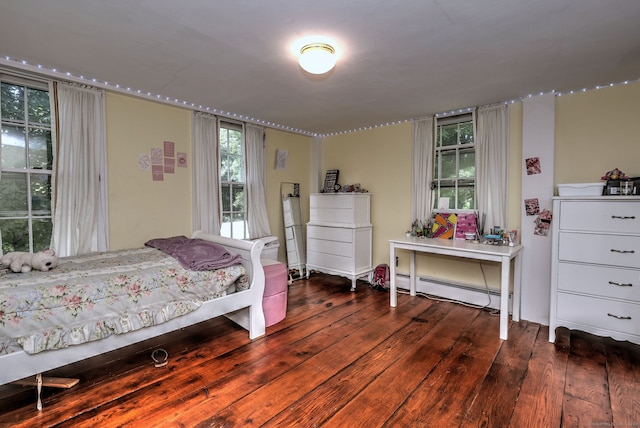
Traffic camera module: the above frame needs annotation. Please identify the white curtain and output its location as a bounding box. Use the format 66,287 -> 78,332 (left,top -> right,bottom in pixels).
476,103 -> 509,233
192,112 -> 221,235
245,123 -> 271,238
412,116 -> 434,223
52,83 -> 109,257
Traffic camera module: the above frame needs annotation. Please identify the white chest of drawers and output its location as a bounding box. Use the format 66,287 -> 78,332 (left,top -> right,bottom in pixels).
549,196 -> 640,344
306,193 -> 372,291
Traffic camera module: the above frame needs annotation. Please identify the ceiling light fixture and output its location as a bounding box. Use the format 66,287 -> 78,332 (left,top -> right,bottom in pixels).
298,42 -> 336,74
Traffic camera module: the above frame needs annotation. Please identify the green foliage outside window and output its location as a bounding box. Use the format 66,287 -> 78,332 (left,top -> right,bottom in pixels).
0,80 -> 53,254
433,115 -> 476,210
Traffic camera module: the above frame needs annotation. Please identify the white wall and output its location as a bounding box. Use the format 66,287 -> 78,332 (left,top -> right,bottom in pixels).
520,93 -> 555,324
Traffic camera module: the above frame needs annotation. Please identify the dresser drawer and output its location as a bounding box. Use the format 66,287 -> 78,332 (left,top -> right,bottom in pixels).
558,232 -> 640,268
309,194 -> 370,225
307,225 -> 353,243
307,251 -> 354,272
558,200 -> 640,233
307,237 -> 353,257
557,262 -> 640,303
557,292 -> 640,337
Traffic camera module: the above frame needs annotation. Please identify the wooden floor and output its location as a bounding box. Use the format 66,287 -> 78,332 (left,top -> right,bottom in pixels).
1,273 -> 639,427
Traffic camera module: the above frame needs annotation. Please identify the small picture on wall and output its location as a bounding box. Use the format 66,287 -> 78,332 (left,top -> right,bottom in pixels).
526,157 -> 542,175
524,198 -> 540,216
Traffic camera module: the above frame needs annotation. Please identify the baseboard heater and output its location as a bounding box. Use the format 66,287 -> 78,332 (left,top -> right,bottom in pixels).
393,273 -> 511,312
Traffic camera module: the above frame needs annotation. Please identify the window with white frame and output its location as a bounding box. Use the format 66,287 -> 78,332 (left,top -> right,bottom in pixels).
433,113 -> 476,211
0,74 -> 54,253
219,121 -> 248,239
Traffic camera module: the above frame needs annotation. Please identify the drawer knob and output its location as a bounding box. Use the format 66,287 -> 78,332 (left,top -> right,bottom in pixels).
611,215 -> 636,219
607,313 -> 632,320
608,281 -> 633,287
610,249 -> 635,254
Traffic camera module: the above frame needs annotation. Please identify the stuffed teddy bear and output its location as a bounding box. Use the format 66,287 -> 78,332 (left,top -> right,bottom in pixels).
0,249 -> 59,273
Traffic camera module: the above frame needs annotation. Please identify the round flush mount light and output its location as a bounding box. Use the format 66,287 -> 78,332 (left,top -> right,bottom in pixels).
298,42 -> 336,74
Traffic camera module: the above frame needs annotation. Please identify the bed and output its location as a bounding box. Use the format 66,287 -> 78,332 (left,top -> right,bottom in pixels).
0,231 -> 266,387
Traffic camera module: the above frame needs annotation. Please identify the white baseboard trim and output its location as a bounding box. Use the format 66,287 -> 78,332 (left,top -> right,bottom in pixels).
394,273 -> 511,312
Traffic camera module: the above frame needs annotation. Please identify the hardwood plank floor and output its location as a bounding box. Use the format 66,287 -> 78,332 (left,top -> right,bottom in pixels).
1,273 -> 639,427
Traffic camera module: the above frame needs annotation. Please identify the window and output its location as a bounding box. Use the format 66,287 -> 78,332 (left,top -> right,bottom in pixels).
433,113 -> 476,211
0,75 -> 54,253
219,121 -> 247,239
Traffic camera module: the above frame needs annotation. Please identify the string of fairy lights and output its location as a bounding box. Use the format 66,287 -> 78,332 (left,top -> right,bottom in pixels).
2,55 -> 638,138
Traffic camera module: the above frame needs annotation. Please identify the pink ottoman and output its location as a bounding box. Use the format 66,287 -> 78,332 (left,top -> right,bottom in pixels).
262,260 -> 288,327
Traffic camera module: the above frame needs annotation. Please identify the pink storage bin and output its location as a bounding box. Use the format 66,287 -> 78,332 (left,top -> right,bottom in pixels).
262,260 -> 288,327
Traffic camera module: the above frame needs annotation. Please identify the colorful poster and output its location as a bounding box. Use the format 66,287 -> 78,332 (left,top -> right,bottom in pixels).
432,212 -> 457,239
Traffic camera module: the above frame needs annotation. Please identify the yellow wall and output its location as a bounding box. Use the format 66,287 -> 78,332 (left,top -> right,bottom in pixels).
101,80 -> 640,289
322,123 -> 413,266
555,81 -> 640,184
106,93 -> 192,249
264,128 -> 313,262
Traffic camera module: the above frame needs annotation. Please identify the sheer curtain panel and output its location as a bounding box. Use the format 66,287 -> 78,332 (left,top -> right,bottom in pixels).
245,124 -> 271,238
52,83 -> 109,257
192,112 -> 221,235
412,116 -> 434,223
476,103 -> 509,233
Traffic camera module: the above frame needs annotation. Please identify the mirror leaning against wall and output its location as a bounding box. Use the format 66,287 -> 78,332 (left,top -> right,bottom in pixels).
281,182 -> 306,280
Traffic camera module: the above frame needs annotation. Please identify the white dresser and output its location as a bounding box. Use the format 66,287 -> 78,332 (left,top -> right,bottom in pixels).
306,193 -> 373,291
549,196 -> 640,344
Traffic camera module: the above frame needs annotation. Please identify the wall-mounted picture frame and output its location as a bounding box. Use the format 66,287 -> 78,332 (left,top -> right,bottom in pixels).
323,169 -> 339,193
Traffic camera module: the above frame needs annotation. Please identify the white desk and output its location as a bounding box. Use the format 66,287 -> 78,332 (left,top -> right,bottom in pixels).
389,236 -> 523,340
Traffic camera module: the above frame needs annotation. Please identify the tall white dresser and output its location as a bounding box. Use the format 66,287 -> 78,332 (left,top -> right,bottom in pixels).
549,196 -> 640,344
306,193 -> 373,291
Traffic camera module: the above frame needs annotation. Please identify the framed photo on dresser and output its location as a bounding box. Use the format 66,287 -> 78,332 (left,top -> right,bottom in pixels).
323,169 -> 339,193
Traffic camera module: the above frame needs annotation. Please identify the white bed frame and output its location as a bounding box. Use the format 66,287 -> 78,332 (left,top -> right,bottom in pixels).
0,231 -> 266,386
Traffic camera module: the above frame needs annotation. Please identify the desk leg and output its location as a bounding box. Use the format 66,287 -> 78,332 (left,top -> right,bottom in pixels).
500,256 -> 510,340
512,252 -> 522,322
389,242 -> 397,307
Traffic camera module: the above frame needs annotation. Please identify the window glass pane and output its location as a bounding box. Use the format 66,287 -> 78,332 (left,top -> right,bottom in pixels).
1,82 -> 24,121
458,186 -> 475,210
232,185 -> 244,212
27,87 -> 51,125
459,122 -> 474,144
1,124 -> 27,169
459,149 -> 475,179
0,218 -> 29,252
0,172 -> 28,216
439,123 -> 458,147
435,187 -> 455,210
221,183 -> 231,212
28,127 -> 53,169
31,173 -> 52,214
231,213 -> 246,239
440,151 -> 457,179
33,218 -> 52,252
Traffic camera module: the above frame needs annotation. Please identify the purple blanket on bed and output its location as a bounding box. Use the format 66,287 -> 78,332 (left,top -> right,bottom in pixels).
145,236 -> 242,271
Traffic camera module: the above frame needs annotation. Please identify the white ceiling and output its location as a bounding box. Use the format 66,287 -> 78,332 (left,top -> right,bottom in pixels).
2,0 -> 640,135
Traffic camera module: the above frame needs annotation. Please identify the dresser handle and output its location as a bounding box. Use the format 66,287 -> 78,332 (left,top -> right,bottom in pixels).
610,249 -> 635,254
607,313 -> 632,320
611,215 -> 636,219
608,281 -> 633,287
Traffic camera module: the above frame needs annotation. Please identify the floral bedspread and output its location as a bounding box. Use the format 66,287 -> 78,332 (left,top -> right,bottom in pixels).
0,247 -> 247,355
